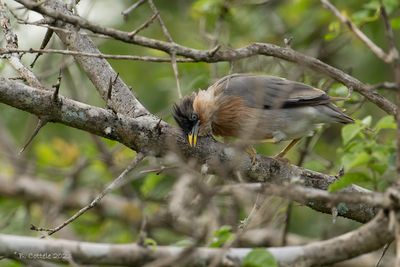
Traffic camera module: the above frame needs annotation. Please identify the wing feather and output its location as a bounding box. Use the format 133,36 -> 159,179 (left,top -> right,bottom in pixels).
211,74 -> 330,109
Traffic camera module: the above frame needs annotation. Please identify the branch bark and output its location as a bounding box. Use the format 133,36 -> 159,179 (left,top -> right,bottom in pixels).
0,212 -> 392,266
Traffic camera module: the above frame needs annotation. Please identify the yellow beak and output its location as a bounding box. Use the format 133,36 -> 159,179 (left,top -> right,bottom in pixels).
188,133 -> 198,147
187,121 -> 199,147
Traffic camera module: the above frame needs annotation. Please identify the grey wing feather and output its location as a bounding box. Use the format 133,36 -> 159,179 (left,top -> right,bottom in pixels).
212,74 -> 330,109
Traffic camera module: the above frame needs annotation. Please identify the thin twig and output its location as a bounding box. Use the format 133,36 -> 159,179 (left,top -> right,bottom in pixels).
208,194 -> 263,267
15,0 -> 397,115
19,118 -> 48,155
121,0 -> 146,18
380,5 -> 400,65
15,18 -> 112,39
52,69 -> 62,102
321,0 -> 392,63
30,153 -> 145,237
369,82 -> 400,90
220,183 -> 390,209
375,241 -> 392,267
0,1 -> 44,89
30,28 -> 53,67
128,11 -> 159,37
148,0 -> 182,98
170,51 -> 182,98
283,136 -> 312,245
380,5 -> 400,181
0,47 -> 194,62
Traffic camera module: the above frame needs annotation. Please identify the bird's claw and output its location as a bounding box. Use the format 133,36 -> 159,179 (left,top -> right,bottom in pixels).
273,153 -> 291,164
245,146 -> 258,165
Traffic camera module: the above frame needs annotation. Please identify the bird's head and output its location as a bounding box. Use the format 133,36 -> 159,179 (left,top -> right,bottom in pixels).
172,93 -> 201,147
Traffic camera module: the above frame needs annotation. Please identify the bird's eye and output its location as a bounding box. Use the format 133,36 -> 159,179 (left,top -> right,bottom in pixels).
190,113 -> 198,121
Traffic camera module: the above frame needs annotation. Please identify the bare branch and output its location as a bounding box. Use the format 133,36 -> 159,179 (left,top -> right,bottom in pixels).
0,1 -> 44,89
0,212 -> 392,266
121,0 -> 146,18
380,5 -> 400,66
220,183 -> 388,209
148,0 -> 182,98
30,28 -> 53,67
15,0 -> 396,115
369,82 -> 400,90
321,0 -> 393,63
16,0 -> 149,118
0,47 -> 194,62
18,118 -> 48,154
128,11 -> 159,37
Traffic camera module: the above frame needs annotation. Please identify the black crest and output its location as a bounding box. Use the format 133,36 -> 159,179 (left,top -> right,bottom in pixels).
172,93 -> 198,134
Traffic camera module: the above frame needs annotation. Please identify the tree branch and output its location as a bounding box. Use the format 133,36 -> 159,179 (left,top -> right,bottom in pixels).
14,0 -> 397,115
0,212 -> 392,266
0,78 -> 379,222
321,0 -> 393,63
0,0 -> 44,89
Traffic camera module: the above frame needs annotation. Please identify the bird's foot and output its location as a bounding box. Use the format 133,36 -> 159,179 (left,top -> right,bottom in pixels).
273,139 -> 301,162
273,152 -> 291,164
245,146 -> 257,165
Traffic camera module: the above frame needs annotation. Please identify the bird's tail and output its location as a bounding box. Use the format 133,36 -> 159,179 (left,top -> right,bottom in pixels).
322,103 -> 354,124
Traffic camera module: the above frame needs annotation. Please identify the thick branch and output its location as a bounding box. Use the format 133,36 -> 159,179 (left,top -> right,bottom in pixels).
14,0 -> 397,115
0,78 -> 379,222
0,212 -> 392,266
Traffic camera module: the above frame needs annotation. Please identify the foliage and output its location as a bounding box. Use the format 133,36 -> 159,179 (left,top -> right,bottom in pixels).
329,115 -> 396,192
242,249 -> 278,267
0,0 -> 400,265
209,225 -> 235,248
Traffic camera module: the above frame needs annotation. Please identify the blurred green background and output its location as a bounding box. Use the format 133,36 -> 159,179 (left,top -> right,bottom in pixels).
0,0 -> 399,265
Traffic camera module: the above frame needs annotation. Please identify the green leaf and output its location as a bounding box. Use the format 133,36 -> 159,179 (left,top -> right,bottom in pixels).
144,238 -> 158,247
363,1 -> 380,10
391,17 -> 400,29
370,162 -> 388,175
242,249 -> 278,267
324,32 -> 339,41
361,116 -> 372,127
328,172 -> 370,192
329,84 -> 349,97
342,124 -> 362,145
344,151 -> 370,170
210,225 -> 234,248
375,115 -> 396,132
352,9 -> 378,25
324,21 -> 340,41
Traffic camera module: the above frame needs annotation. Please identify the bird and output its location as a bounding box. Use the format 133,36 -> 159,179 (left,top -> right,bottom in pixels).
172,73 -> 354,158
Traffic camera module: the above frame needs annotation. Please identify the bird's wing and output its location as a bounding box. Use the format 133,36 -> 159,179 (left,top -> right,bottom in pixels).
212,74 -> 330,109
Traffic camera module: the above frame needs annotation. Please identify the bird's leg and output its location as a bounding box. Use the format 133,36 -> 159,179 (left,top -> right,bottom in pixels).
274,139 -> 301,158
245,146 -> 257,164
